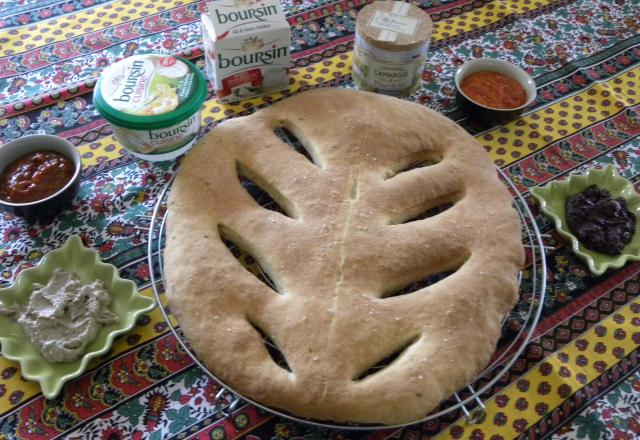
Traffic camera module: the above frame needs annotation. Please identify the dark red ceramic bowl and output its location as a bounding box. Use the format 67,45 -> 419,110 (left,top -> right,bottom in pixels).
0,135 -> 81,221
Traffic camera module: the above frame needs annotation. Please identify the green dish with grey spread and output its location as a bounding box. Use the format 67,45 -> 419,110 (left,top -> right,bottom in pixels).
94,53 -> 207,161
0,235 -> 155,398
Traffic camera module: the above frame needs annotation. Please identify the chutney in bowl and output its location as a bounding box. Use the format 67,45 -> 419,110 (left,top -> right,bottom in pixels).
0,135 -> 81,220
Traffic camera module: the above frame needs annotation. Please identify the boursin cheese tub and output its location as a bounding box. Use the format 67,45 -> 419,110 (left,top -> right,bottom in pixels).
202,0 -> 291,103
94,54 -> 207,161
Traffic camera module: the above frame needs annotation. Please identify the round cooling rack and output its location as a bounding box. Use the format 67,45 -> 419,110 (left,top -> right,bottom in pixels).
148,167 -> 547,431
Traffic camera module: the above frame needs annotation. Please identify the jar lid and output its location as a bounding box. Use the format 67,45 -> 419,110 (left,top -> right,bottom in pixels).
93,54 -> 207,130
356,1 -> 433,52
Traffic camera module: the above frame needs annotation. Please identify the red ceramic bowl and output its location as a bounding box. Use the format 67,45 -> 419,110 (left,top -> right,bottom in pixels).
0,135 -> 81,221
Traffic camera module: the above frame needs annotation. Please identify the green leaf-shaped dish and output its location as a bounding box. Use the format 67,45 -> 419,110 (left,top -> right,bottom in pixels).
531,165 -> 640,276
0,235 -> 155,398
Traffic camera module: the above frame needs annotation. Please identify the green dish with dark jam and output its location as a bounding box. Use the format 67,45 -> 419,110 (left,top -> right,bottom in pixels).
566,185 -> 635,256
531,165 -> 640,276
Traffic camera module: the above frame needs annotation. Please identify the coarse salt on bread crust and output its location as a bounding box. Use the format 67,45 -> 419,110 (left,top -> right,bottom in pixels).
164,88 -> 524,424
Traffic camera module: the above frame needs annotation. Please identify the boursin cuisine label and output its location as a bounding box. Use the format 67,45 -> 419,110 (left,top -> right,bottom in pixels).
202,0 -> 291,103
103,55 -> 192,115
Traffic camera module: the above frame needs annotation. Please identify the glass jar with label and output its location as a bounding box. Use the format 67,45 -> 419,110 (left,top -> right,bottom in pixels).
353,1 -> 433,96
93,54 -> 207,161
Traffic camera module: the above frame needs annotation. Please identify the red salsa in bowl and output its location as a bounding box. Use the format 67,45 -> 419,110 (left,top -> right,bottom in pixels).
0,151 -> 75,204
460,71 -> 528,110
454,58 -> 536,124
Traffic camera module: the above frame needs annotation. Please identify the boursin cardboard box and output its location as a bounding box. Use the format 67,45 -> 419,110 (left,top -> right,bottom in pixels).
202,0 -> 291,103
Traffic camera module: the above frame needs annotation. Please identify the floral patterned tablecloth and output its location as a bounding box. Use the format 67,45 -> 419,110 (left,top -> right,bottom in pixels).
0,0 -> 639,439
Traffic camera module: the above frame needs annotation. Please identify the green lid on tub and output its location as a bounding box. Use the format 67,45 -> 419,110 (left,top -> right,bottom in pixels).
93,54 -> 207,130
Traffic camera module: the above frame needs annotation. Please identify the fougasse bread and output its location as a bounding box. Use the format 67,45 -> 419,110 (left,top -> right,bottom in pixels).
164,88 -> 524,425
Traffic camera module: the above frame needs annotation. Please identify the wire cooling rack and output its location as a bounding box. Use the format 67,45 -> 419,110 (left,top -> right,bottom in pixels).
147,166 -> 547,430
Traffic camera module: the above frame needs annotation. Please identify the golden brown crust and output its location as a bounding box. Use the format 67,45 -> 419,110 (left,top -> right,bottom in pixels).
164,88 -> 524,424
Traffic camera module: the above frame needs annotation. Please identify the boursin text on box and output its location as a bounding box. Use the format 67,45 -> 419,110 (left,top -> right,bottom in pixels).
202,0 -> 291,103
